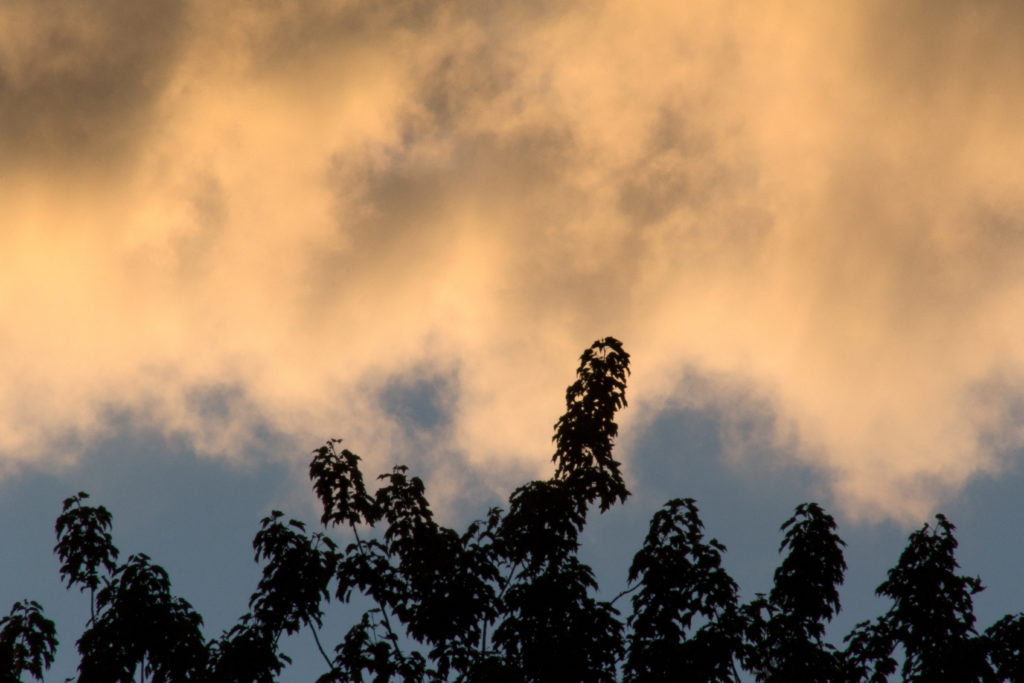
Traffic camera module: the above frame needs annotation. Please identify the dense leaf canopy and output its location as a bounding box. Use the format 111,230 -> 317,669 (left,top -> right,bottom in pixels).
4,338 -> 1024,682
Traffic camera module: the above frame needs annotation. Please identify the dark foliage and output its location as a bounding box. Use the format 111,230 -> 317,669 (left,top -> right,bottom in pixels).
5,337 -> 1024,682
53,493 -> 119,618
76,554 -> 207,683
844,514 -> 997,683
624,498 -> 741,683
743,502 -> 847,682
0,601 -> 56,682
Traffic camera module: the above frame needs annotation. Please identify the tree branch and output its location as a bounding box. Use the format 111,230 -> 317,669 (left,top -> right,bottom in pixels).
610,582 -> 641,606
307,617 -> 335,671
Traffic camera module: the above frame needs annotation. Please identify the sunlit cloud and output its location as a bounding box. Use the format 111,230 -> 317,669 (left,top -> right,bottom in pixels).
2,0 -> 1024,520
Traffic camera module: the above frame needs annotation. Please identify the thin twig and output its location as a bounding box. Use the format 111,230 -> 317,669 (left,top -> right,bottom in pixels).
378,598 -> 405,661
609,582 -> 641,606
482,560 -> 522,651
352,524 -> 407,665
307,617 -> 335,670
496,560 -> 521,602
351,526 -> 379,647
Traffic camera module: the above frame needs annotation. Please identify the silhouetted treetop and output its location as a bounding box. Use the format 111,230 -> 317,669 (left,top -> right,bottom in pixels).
4,336 -> 1024,682
553,337 -> 631,514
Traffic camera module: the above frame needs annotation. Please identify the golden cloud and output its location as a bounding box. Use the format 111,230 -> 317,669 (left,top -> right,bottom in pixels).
2,0 -> 1023,519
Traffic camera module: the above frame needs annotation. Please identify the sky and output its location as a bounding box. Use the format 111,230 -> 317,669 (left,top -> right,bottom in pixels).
2,0 -> 1024,679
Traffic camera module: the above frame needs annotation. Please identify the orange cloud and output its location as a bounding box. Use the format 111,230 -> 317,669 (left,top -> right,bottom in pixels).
2,0 -> 1024,520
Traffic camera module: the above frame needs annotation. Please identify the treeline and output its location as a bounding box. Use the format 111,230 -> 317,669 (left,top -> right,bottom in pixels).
2,338 -> 1022,682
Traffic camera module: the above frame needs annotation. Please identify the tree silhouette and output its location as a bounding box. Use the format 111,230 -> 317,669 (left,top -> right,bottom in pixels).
0,601 -> 56,682
742,502 -> 847,682
624,497 -> 741,683
4,337 -> 1024,681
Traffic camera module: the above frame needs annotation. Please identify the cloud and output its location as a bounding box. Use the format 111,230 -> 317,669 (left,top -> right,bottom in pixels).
0,0 -> 188,173
2,0 -> 1024,520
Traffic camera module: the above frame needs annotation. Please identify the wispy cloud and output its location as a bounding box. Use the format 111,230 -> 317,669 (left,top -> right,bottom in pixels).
2,0 -> 1023,519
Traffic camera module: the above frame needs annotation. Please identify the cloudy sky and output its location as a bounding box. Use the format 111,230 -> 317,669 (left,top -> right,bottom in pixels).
3,0 -> 1024,679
